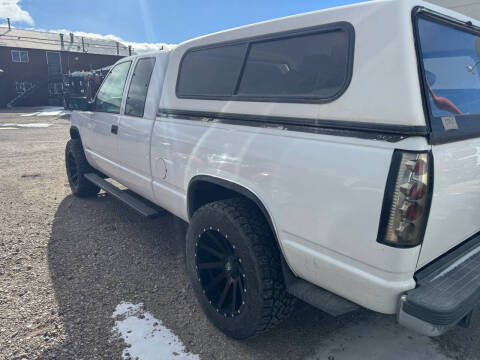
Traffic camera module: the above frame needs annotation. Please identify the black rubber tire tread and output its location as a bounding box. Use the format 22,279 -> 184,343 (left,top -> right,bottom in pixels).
186,198 -> 296,339
65,139 -> 100,197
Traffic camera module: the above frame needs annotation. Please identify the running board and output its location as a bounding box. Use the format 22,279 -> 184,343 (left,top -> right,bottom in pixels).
84,173 -> 160,218
281,259 -> 360,316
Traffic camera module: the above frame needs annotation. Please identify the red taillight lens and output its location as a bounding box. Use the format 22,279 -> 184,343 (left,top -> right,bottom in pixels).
377,151 -> 432,248
414,160 -> 427,175
406,159 -> 427,175
404,203 -> 423,221
409,182 -> 427,200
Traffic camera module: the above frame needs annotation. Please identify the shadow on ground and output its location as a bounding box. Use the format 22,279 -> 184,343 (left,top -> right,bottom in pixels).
42,193 -> 479,359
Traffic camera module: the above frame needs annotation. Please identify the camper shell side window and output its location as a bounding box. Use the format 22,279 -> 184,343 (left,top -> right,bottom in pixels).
176,22 -> 354,104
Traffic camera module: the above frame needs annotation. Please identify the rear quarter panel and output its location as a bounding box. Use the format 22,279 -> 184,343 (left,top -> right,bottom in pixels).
151,118 -> 428,313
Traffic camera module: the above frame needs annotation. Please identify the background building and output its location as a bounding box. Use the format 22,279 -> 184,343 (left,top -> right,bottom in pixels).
427,0 -> 480,18
0,24 -> 131,108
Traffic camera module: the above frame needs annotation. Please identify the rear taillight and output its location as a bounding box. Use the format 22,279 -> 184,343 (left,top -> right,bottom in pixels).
377,150 -> 433,248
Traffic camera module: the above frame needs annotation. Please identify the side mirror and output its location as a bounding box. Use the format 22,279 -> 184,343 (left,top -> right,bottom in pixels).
72,98 -> 94,111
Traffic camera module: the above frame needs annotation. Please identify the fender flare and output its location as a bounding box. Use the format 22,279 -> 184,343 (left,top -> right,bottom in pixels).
188,175 -> 274,226
187,175 -> 292,269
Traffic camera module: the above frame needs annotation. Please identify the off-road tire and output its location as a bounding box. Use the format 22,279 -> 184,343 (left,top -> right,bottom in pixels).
65,139 -> 100,197
186,198 -> 296,339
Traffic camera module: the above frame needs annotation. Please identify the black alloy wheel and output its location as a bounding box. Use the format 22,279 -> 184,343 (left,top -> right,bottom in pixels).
65,139 -> 100,197
66,151 -> 79,187
186,198 -> 296,339
195,227 -> 246,317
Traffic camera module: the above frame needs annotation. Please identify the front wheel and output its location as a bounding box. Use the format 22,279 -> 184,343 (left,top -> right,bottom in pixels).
186,198 -> 296,339
65,139 -> 100,197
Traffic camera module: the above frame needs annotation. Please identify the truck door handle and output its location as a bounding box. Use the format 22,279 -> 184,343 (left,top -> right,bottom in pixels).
111,124 -> 118,135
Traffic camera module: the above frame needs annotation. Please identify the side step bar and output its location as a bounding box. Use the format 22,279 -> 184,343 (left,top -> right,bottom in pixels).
84,173 -> 160,218
281,259 -> 360,316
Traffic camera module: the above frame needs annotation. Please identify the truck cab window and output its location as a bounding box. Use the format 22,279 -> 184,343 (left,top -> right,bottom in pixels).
95,61 -> 132,114
125,57 -> 156,117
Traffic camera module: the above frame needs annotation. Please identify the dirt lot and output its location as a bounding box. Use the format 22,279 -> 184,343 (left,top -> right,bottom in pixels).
1,107 -> 480,360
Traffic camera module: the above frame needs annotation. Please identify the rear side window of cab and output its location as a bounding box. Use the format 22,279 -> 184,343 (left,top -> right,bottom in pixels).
176,22 -> 355,104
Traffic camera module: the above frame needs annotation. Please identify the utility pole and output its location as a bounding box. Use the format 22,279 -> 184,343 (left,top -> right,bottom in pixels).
7,18 -> 11,30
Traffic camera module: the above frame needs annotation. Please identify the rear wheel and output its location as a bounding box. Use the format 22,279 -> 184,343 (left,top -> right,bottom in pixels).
186,198 -> 296,339
65,139 -> 100,197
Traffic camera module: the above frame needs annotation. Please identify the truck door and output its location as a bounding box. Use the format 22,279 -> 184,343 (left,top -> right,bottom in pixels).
85,60 -> 132,177
116,57 -> 157,200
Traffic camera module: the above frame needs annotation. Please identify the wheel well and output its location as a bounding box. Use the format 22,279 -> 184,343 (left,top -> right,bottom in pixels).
70,126 -> 80,140
187,175 -> 285,258
188,179 -> 240,219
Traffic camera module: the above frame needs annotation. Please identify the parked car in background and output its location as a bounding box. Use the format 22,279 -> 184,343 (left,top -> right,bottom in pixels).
63,67 -> 110,110
65,0 -> 480,339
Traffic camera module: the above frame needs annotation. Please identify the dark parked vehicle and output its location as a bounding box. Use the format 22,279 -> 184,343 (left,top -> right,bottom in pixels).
63,67 -> 110,109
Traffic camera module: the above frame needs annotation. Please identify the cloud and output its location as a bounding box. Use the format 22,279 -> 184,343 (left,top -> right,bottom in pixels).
33,28 -> 177,54
0,1 -> 175,55
0,0 -> 34,25
57,30 -> 177,54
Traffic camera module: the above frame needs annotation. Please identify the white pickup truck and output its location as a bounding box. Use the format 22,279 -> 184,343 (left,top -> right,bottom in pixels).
66,0 -> 480,339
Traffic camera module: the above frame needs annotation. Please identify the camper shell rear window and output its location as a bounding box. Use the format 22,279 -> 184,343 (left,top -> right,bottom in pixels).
176,22 -> 354,104
414,9 -> 480,144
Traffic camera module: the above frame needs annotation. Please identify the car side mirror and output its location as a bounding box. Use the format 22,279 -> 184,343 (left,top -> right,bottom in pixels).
73,99 -> 94,111
87,99 -> 95,111
77,100 -> 95,111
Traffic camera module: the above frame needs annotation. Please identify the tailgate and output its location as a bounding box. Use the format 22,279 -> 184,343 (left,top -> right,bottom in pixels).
418,137 -> 480,268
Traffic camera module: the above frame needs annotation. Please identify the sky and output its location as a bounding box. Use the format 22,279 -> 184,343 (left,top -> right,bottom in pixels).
0,0 -> 368,51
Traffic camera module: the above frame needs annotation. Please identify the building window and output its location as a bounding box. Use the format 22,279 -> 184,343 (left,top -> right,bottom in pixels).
15,81 -> 33,94
11,50 -> 29,63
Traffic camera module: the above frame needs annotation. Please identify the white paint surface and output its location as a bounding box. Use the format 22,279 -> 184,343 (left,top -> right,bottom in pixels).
111,302 -> 199,360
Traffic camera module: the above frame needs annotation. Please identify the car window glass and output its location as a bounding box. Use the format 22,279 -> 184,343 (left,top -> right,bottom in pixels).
418,18 -> 480,117
125,58 -> 156,117
237,30 -> 349,99
95,61 -> 131,114
177,44 -> 246,96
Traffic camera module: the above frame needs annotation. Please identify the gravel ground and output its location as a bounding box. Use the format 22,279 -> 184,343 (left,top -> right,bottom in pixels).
1,108 -> 480,360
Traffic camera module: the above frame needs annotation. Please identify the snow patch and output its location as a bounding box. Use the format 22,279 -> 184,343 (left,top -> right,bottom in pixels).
0,123 -> 52,128
20,107 -> 71,117
112,302 -> 199,360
